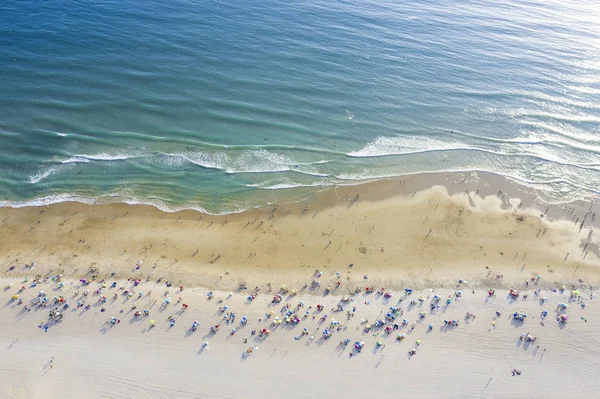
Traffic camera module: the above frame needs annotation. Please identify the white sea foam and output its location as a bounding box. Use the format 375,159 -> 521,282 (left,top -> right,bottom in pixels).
28,166 -> 59,184
0,193 -> 97,208
164,150 -> 329,176
0,193 -> 245,215
347,135 -> 477,158
61,153 -> 137,164
247,182 -> 329,190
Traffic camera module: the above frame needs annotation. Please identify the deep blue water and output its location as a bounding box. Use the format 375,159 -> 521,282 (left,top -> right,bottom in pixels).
1,0 -> 599,212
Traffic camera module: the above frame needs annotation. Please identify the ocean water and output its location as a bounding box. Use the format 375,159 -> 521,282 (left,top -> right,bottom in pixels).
1,0 -> 599,213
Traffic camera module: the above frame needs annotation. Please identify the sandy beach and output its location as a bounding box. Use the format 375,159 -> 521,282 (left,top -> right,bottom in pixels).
1,172 -> 599,291
1,171 -> 600,398
2,280 -> 599,398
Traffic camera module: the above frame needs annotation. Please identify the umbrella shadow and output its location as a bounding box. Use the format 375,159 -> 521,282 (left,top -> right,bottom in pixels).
6,339 -> 17,351
510,318 -> 524,328
14,311 -> 28,322
197,345 -> 208,355
128,316 -> 144,325
184,328 -> 196,338
98,325 -> 111,334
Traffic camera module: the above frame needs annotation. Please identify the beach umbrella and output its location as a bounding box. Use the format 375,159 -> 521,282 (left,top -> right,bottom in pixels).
149,320 -> 154,325
428,324 -> 433,329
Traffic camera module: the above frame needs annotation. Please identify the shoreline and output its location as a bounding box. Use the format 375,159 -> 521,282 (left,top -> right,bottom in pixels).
2,170 -> 599,292
3,170 -> 599,216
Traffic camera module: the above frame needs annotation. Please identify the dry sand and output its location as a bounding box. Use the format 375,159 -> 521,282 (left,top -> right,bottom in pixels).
1,171 -> 600,398
1,279 -> 599,399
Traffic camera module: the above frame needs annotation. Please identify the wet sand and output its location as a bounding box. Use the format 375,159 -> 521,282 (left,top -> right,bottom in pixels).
1,171 -> 598,291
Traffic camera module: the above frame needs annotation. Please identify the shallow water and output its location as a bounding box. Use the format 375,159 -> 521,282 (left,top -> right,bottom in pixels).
1,0 -> 599,212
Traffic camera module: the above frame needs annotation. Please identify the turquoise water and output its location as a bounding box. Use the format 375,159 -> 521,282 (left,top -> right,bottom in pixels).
1,0 -> 600,213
